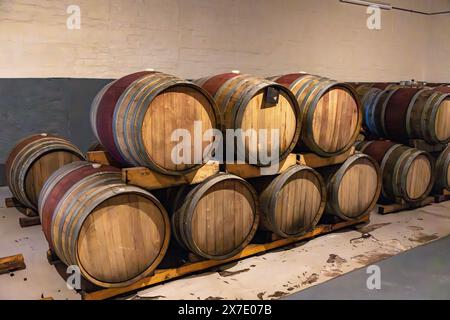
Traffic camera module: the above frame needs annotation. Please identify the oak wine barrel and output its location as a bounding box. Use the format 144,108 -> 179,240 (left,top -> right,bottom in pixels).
5,133 -> 85,209
170,173 -> 259,260
356,140 -> 434,203
91,71 -> 221,175
269,73 -> 362,157
255,165 -> 326,238
361,87 -> 450,144
195,73 -> 301,165
317,154 -> 381,221
355,85 -> 384,137
433,145 -> 450,193
38,161 -> 170,288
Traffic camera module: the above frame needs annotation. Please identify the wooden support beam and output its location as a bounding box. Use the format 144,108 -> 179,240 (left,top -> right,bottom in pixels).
86,150 -> 119,166
0,254 -> 26,275
122,162 -> 219,190
378,196 -> 434,215
5,197 -> 23,208
225,154 -> 297,179
297,146 -> 355,168
19,216 -> 41,228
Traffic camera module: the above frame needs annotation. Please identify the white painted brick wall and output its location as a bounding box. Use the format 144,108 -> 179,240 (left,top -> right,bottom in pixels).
0,0 -> 448,82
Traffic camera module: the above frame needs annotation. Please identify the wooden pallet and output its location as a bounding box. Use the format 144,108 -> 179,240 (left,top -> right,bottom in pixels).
225,147 -> 355,179
87,150 -> 220,190
434,189 -> 450,203
62,214 -> 369,300
377,196 -> 434,215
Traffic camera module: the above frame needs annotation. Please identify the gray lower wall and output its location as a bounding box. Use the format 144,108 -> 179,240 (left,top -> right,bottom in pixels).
0,78 -> 113,186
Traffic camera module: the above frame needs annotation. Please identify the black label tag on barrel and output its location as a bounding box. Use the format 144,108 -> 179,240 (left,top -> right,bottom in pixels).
264,87 -> 280,108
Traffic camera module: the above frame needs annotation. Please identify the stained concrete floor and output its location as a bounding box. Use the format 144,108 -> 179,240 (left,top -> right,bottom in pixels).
0,186 -> 449,300
285,235 -> 450,300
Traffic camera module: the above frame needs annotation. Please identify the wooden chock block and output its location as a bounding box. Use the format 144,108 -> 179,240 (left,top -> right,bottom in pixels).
0,254 -> 26,275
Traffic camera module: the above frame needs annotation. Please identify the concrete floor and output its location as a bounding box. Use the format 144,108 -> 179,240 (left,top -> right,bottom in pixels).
0,186 -> 449,300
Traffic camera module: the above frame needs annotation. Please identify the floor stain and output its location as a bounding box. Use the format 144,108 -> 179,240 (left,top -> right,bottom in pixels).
322,269 -> 343,277
351,252 -> 393,265
133,295 -> 166,300
267,291 -> 287,298
327,254 -> 347,265
408,232 -> 439,243
205,296 -> 224,300
357,222 -> 391,233
257,292 -> 265,300
407,226 -> 424,231
302,273 -> 319,285
218,268 -> 250,277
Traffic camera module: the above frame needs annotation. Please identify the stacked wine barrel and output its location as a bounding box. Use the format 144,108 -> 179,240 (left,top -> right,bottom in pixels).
269,73 -> 362,157
5,133 -> 85,210
356,140 -> 434,203
38,161 -> 170,287
194,73 -> 302,164
355,85 -> 450,145
91,71 -> 221,174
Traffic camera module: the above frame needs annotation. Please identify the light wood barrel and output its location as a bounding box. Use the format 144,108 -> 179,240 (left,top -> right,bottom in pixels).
356,140 -> 434,203
38,161 -> 170,288
317,154 -> 381,221
256,165 -> 326,238
170,173 -> 259,260
194,73 -> 301,165
91,71 -> 221,175
270,73 -> 362,157
433,146 -> 450,193
5,133 -> 85,209
364,87 -> 450,144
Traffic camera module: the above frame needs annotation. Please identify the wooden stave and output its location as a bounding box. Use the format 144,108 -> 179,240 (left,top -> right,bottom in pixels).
91,71 -> 221,175
42,162 -> 170,288
355,85 -> 384,136
171,173 -> 260,260
5,134 -> 85,209
259,165 -> 327,237
272,73 -> 362,157
433,146 -> 450,192
356,140 -> 434,203
318,154 -> 381,221
195,73 -> 302,165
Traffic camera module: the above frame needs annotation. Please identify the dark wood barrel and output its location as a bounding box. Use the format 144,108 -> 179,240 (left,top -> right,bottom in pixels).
38,161 -> 170,288
269,73 -> 362,157
356,140 -> 434,203
170,173 -> 259,260
255,165 -> 326,238
369,83 -> 400,90
365,87 -> 450,144
91,71 -> 221,175
433,146 -> 450,193
434,85 -> 450,94
317,154 -> 381,221
194,73 -> 301,165
5,133 -> 85,210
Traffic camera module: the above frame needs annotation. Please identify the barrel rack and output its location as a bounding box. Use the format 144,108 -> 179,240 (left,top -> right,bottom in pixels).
45,213 -> 369,300
35,147 -> 361,300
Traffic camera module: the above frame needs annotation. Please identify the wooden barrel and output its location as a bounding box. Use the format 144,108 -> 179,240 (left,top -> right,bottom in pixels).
194,73 -> 301,165
170,173 -> 259,260
38,161 -> 170,288
91,71 -> 221,175
269,73 -> 362,157
364,87 -> 450,144
5,133 -> 85,210
435,85 -> 450,94
356,140 -> 434,203
433,146 -> 450,193
317,154 -> 381,221
256,165 -> 326,238
355,85 -> 384,136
